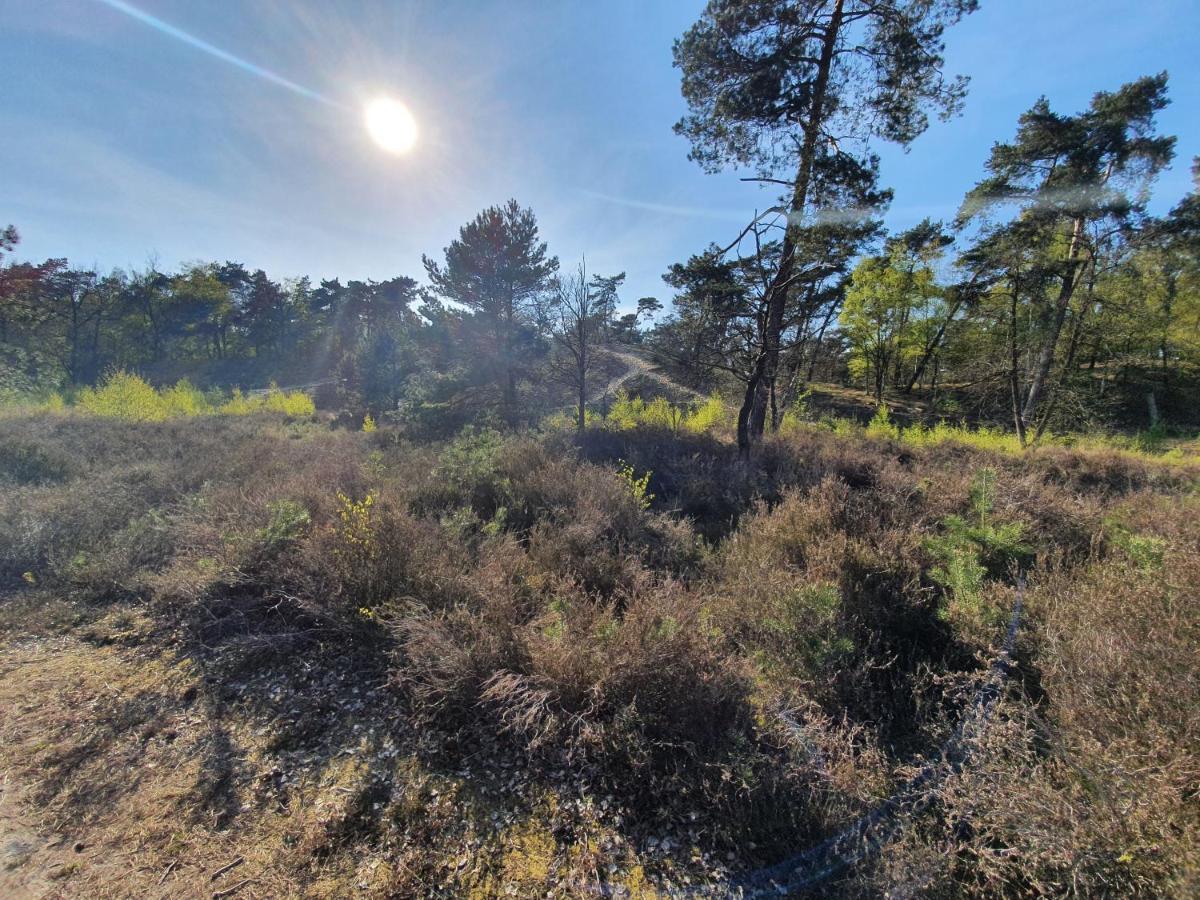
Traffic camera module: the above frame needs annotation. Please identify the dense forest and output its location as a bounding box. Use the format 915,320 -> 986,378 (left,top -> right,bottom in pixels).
3,1 -> 1200,898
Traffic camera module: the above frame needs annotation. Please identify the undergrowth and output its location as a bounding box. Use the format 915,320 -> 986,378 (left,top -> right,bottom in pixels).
0,411 -> 1196,896
3,370 -> 315,421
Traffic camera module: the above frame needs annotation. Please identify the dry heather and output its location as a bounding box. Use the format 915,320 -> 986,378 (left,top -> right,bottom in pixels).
0,411 -> 1197,897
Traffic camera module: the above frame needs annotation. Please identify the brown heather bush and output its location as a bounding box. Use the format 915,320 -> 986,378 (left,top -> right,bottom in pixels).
0,410 -> 1197,895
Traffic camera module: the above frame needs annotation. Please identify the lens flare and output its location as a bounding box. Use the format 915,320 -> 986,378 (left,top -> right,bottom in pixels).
364,98 -> 418,154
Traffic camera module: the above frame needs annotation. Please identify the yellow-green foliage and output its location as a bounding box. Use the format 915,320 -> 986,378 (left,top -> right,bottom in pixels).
260,384 -> 316,417
362,413 -> 377,433
219,387 -> 257,416
900,420 -> 1026,454
615,459 -> 653,510
540,408 -> 602,431
160,378 -> 211,417
222,383 -> 315,417
820,411 -> 1200,465
683,394 -> 726,432
76,371 -> 171,421
336,490 -> 378,562
605,390 -> 726,433
865,403 -> 901,440
61,372 -> 314,421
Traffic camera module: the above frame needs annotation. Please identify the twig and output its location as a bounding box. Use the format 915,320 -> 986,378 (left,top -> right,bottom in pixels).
212,877 -> 254,898
157,860 -> 178,885
209,855 -> 244,882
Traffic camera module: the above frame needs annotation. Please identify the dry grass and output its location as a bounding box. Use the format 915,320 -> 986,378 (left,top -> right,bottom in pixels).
0,410 -> 1196,896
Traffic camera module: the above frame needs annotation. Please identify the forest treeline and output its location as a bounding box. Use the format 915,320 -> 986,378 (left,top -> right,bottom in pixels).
3,2 -> 1199,447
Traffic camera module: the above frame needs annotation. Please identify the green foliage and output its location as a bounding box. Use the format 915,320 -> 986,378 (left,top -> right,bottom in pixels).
816,412 -> 1200,465
1106,520 -> 1167,571
843,226 -> 950,399
925,468 -> 1030,625
335,490 -> 378,564
257,500 -> 311,553
865,402 -> 901,440
427,427 -> 512,519
615,459 -> 653,511
682,394 -> 726,432
160,378 -> 211,417
260,384 -> 316,417
759,583 -> 853,674
606,391 -> 683,431
1134,420 -> 1169,454
541,408 -> 601,432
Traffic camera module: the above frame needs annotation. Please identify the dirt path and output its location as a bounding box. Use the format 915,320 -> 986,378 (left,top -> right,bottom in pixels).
593,346 -> 704,403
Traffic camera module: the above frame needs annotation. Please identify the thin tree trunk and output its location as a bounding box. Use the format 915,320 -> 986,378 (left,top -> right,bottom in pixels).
1009,278 -> 1027,448
806,302 -> 839,382
1161,269 -> 1175,394
905,290 -> 965,393
577,337 -> 587,433
1034,258 -> 1095,443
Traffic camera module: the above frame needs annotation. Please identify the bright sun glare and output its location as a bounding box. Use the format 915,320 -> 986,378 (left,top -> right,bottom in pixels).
364,98 -> 418,154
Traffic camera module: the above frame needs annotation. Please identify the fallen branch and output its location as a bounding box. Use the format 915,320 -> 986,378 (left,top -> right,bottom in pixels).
212,877 -> 254,899
157,860 -> 178,885
209,855 -> 244,882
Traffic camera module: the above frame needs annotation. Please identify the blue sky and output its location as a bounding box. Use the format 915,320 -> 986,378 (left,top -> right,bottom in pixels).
3,0 -> 1198,312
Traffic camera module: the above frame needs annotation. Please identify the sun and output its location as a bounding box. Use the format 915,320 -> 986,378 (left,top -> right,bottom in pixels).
364,98 -> 418,154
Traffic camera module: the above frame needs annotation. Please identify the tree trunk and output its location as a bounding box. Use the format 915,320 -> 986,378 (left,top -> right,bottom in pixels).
1033,254 -> 1095,444
1161,269 -> 1175,394
736,369 -> 761,460
576,341 -> 587,433
738,0 -> 844,456
905,290 -> 965,393
806,301 -> 839,382
1020,215 -> 1085,433
1008,278 -> 1028,448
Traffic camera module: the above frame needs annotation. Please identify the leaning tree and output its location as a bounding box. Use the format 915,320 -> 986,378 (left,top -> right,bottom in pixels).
674,0 -> 979,454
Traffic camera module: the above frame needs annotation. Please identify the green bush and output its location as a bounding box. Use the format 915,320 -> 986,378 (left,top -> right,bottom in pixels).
925,468 -> 1029,626
256,499 -> 312,554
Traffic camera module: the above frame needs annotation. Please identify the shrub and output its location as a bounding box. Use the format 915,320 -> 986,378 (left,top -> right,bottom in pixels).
0,441 -> 71,485
76,371 -> 169,421
682,394 -> 726,432
159,378 -> 211,417
2,404 -> 1198,896
865,402 -> 901,440
261,384 -> 316,417
52,372 -> 316,421
256,499 -> 312,555
605,390 -> 726,434
219,387 -> 257,416
925,468 -> 1030,628
614,460 -> 653,511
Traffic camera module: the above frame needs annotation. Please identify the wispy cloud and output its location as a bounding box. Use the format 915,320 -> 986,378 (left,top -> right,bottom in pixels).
579,189 -> 752,224
90,0 -> 341,108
